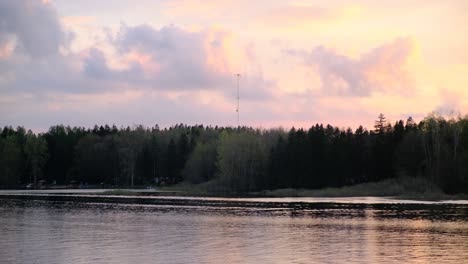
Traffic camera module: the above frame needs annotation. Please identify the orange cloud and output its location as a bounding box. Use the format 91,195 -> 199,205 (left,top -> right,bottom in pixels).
0,40 -> 15,59
61,16 -> 96,27
122,51 -> 162,75
204,30 -> 247,75
285,37 -> 416,97
361,37 -> 416,95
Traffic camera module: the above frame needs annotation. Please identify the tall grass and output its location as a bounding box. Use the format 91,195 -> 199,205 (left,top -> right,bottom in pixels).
261,177 -> 446,199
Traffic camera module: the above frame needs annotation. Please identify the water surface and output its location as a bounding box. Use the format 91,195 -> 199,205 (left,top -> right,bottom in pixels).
0,196 -> 467,264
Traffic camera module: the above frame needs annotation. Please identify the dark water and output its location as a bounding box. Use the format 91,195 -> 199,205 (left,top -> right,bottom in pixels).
0,196 -> 467,264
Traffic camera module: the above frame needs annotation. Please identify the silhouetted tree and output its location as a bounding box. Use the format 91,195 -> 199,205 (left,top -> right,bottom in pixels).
0,114 -> 467,194
0,135 -> 21,187
24,132 -> 49,185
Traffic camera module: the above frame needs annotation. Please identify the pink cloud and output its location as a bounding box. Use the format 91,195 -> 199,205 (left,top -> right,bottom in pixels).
285,37 -> 415,97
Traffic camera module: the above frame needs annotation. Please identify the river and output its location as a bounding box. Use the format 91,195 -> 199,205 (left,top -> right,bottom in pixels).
0,193 -> 467,263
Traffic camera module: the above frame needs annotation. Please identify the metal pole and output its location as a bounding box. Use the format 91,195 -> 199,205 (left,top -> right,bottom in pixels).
236,73 -> 240,127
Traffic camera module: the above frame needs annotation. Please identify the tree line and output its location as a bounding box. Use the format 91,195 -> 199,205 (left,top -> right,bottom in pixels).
0,113 -> 467,194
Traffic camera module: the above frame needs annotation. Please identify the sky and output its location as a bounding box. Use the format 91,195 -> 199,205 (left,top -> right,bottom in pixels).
1,0 -> 467,131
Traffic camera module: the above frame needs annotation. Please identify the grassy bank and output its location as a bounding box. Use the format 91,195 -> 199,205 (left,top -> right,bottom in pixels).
160,177 -> 468,200
259,177 -> 468,200
102,190 -> 144,196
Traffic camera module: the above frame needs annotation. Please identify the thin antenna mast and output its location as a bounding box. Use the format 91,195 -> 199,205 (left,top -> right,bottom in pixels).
235,73 -> 241,127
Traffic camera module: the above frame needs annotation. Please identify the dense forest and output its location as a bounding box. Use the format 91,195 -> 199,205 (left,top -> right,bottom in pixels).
0,113 -> 467,194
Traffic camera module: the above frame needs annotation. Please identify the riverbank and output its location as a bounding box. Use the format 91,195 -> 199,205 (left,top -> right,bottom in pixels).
159,177 -> 468,201
1,192 -> 467,208
1,177 -> 466,201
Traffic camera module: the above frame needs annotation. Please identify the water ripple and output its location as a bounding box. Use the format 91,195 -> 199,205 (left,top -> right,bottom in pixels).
0,198 -> 467,264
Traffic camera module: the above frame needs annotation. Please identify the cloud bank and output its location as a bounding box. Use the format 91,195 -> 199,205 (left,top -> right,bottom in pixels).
285,38 -> 415,97
0,0 -> 70,58
0,1 -> 272,96
1,0 -> 466,131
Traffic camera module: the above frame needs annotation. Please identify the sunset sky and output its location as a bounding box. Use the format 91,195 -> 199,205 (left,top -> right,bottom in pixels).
1,0 -> 467,131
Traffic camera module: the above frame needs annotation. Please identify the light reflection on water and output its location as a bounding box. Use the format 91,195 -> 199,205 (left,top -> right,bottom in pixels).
0,198 -> 467,264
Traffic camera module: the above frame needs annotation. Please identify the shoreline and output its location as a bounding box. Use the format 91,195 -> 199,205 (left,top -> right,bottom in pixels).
1,190 -> 467,206
1,177 -> 467,202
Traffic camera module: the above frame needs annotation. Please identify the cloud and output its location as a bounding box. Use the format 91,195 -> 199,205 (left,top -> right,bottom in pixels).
0,0 -> 274,99
435,88 -> 465,115
111,24 -> 233,89
0,0 -> 276,132
83,48 -> 111,79
0,0 -> 70,58
78,24 -> 275,98
0,89 -> 248,131
0,0 -> 82,95
285,38 -> 415,97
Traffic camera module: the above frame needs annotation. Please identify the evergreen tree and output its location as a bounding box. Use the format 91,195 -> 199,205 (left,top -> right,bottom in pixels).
374,113 -> 387,135
24,132 -> 49,185
167,138 -> 178,183
0,135 -> 22,187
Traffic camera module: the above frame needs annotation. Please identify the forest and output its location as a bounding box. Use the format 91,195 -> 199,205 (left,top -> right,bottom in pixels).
0,113 -> 467,194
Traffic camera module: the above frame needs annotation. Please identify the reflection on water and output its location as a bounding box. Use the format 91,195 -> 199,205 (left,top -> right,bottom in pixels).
0,198 -> 467,264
